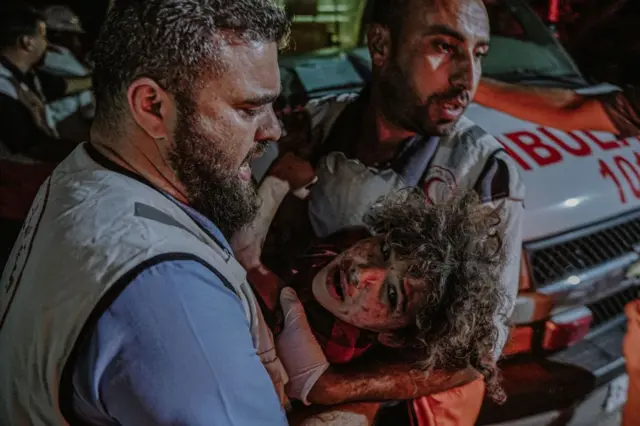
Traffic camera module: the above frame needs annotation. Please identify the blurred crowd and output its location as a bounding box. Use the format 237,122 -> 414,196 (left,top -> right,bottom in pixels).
0,4 -> 97,267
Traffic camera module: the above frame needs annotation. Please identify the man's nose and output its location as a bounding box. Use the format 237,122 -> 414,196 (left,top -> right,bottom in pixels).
256,106 -> 282,142
449,52 -> 478,92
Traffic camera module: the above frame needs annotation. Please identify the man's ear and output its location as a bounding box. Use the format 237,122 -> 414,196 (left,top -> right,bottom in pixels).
19,35 -> 34,52
367,24 -> 391,68
127,77 -> 173,140
377,332 -> 406,348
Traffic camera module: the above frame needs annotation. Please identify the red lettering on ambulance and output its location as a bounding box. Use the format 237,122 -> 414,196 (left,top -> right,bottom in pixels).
615,156 -> 640,198
538,128 -> 592,157
495,136 -> 532,171
504,130 -> 562,167
584,131 -> 620,151
599,159 -> 627,204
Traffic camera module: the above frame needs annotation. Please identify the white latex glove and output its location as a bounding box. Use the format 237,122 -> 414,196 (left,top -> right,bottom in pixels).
276,287 -> 330,405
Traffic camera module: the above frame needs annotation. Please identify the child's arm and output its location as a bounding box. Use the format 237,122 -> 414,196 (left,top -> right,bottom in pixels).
307,360 -> 481,405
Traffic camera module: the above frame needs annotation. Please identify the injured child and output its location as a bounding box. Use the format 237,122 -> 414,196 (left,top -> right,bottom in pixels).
234,160 -> 509,424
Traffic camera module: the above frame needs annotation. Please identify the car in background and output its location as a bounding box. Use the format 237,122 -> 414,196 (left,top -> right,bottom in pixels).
252,0 -> 638,424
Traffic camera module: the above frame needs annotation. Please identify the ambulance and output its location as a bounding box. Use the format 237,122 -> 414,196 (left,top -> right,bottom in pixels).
254,0 -> 638,423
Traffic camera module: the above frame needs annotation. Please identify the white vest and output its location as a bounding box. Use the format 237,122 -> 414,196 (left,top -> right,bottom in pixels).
0,144 -> 287,425
266,94 -> 525,235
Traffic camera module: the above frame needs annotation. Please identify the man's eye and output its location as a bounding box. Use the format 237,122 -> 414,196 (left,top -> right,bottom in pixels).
387,284 -> 398,308
380,241 -> 391,261
475,50 -> 489,59
241,107 -> 262,117
435,41 -> 454,53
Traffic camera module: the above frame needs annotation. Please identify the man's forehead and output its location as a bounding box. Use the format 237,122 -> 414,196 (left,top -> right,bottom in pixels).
405,0 -> 490,41
207,41 -> 281,100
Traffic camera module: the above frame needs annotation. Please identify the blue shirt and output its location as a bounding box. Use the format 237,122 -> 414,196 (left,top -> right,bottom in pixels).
70,201 -> 287,425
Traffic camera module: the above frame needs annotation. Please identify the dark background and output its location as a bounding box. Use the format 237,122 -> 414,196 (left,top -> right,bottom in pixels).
11,0 -> 640,86
25,0 -> 110,46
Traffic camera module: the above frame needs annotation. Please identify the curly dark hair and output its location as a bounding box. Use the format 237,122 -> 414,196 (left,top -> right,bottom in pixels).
363,188 -> 508,402
92,0 -> 289,129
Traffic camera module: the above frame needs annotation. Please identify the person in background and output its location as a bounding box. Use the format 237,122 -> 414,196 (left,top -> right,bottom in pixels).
43,4 -> 89,63
0,4 -> 78,272
475,77 -> 640,138
39,5 -> 95,142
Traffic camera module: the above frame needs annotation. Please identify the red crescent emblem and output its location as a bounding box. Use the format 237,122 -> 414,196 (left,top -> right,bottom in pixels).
423,166 -> 457,204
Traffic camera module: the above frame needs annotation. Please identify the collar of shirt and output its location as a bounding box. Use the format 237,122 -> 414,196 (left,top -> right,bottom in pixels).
83,142 -> 232,253
167,195 -> 232,253
0,54 -> 40,94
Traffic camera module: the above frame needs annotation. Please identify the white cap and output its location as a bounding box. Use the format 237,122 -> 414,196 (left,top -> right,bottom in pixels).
44,5 -> 85,34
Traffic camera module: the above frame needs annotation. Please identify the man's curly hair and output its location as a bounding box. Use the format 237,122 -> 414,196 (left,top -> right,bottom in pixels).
363,188 -> 508,402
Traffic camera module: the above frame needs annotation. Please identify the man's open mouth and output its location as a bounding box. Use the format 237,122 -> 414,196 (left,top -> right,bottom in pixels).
252,141 -> 269,160
238,142 -> 269,182
443,100 -> 463,111
438,97 -> 466,121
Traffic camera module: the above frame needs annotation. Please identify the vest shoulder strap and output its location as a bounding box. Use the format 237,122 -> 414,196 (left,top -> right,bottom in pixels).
131,201 -> 243,298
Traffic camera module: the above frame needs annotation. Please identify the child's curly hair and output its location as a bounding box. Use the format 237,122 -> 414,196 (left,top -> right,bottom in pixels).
363,188 -> 509,402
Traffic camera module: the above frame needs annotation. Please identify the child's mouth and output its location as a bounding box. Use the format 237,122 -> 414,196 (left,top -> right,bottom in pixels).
327,267 -> 345,301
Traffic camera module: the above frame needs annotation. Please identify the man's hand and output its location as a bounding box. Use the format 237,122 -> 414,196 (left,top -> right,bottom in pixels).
267,152 -> 317,199
276,288 -> 329,404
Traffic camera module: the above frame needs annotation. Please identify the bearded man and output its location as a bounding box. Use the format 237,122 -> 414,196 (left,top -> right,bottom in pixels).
0,1 -> 317,425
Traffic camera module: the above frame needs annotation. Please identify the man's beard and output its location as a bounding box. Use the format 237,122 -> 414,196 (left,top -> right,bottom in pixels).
169,104 -> 260,237
377,58 -> 465,137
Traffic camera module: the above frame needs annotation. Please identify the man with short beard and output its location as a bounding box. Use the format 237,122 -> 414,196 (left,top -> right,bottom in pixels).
0,1 -> 317,425
243,0 -> 525,423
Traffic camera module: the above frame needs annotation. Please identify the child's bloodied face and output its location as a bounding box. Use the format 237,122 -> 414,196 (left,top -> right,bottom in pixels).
311,236 -> 428,333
